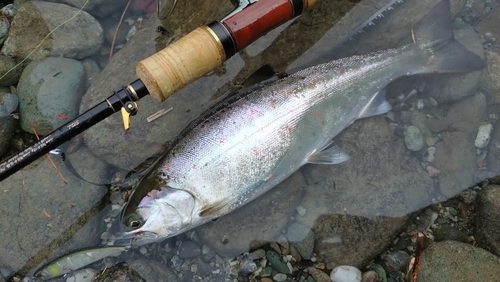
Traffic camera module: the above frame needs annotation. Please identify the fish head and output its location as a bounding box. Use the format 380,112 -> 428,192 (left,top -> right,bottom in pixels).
116,178 -> 196,246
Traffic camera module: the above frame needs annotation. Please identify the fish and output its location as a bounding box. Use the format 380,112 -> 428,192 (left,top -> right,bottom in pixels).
116,0 -> 484,247
33,246 -> 127,280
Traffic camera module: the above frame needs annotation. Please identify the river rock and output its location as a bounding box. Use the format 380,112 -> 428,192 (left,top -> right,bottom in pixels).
474,123 -> 493,148
481,50 -> 500,104
0,16 -> 8,46
474,185 -> 500,256
417,241 -> 500,281
285,222 -> 315,260
196,171 -> 305,257
0,55 -> 22,86
404,125 -> 424,152
1,1 -> 103,60
424,20 -> 484,104
487,123 -> 500,173
298,117 -> 432,267
17,57 -> 85,135
433,131 -> 477,198
60,0 -> 126,18
0,115 -> 15,157
0,145 -> 110,273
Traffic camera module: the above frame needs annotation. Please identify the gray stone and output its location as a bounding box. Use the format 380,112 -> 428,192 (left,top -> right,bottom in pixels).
474,185 -> 500,257
434,131 -> 477,198
424,21 -> 484,104
285,222 -> 315,260
178,240 -> 201,259
298,117 -> 432,267
17,57 -> 85,135
0,145 -> 109,272
59,0 -> 127,18
0,115 -> 15,157
417,241 -> 500,282
487,124 -> 500,173
101,17 -> 129,46
196,171 -> 305,257
404,125 -> 424,152
0,16 -> 8,46
1,1 -> 103,60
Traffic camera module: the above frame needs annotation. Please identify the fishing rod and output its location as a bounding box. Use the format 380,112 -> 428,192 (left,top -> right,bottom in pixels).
0,0 -> 320,181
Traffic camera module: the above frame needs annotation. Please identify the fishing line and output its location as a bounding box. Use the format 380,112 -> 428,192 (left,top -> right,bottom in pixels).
0,0 -> 90,81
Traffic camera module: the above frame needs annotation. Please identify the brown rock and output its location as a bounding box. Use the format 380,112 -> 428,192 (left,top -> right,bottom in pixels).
474,185 -> 500,256
308,267 -> 331,282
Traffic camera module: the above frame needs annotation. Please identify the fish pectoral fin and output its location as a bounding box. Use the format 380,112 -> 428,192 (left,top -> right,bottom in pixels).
358,89 -> 392,119
198,198 -> 232,217
308,145 -> 349,164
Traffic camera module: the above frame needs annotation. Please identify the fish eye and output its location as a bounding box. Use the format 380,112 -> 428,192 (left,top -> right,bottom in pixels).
129,219 -> 143,229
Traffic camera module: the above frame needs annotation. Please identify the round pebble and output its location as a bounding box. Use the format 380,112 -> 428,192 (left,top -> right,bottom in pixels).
273,273 -> 288,281
0,93 -> 18,117
475,123 -> 493,148
404,125 -> 424,151
330,265 -> 362,282
139,246 -> 148,255
178,240 -> 201,259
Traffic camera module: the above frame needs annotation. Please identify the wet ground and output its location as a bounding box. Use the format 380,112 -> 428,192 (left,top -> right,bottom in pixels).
0,0 -> 499,281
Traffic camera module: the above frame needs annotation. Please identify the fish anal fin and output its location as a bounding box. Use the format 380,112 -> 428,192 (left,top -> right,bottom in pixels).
358,89 -> 391,119
308,145 -> 349,164
199,198 -> 231,217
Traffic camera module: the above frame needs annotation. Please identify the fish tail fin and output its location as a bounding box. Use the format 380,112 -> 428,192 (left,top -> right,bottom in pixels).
413,0 -> 484,73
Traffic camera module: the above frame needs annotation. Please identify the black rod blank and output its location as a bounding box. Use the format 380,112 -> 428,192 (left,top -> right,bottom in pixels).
0,79 -> 148,182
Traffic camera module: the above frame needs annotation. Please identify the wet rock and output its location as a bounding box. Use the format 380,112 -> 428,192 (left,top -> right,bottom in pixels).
487,123 -> 500,173
178,240 -> 201,259
475,123 -> 493,148
427,92 -> 486,134
17,57 -> 85,135
0,92 -> 17,117
417,241 -> 500,282
404,125 -> 424,152
101,17 -> 129,46
126,259 -> 179,281
266,250 -> 290,274
60,0 -> 126,18
92,262 -> 145,282
0,100 -> 16,157
384,250 -> 410,272
0,16 -> 8,47
308,266 -> 330,282
474,185 -> 500,256
82,58 -> 100,89
330,265 -> 362,282
285,222 -> 315,260
434,131 -> 477,198
480,53 -> 500,105
410,111 -> 432,139
298,117 -> 431,267
1,1 -> 103,60
0,55 -> 22,86
196,171 -> 305,257
0,146 -> 108,272
424,20 -> 484,104
361,270 -> 378,282
432,223 -> 468,243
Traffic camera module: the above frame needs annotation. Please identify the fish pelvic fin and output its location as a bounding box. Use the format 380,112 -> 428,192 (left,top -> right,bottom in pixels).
414,0 -> 484,73
358,89 -> 392,119
198,198 -> 232,217
308,145 -> 349,165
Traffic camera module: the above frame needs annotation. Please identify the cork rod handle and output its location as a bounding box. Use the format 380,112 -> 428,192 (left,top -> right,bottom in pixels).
136,26 -> 226,102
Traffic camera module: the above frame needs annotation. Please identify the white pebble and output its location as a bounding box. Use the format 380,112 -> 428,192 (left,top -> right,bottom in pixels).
296,205 -> 306,216
330,265 -> 362,282
273,273 -> 288,282
139,246 -> 148,255
475,124 -> 493,148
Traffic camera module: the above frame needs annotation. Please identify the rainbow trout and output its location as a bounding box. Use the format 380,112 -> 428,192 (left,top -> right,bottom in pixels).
116,0 -> 484,246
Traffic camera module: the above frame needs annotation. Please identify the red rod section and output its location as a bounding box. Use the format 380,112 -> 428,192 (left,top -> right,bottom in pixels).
222,0 -> 294,51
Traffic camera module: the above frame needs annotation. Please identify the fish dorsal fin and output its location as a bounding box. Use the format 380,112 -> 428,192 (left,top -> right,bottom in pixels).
198,198 -> 232,217
358,89 -> 391,119
308,145 -> 349,164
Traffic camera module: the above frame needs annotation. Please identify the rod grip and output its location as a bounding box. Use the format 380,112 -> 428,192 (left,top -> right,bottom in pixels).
136,26 -> 226,102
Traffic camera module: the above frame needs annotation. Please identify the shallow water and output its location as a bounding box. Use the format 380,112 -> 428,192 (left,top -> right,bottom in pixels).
0,0 -> 499,281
